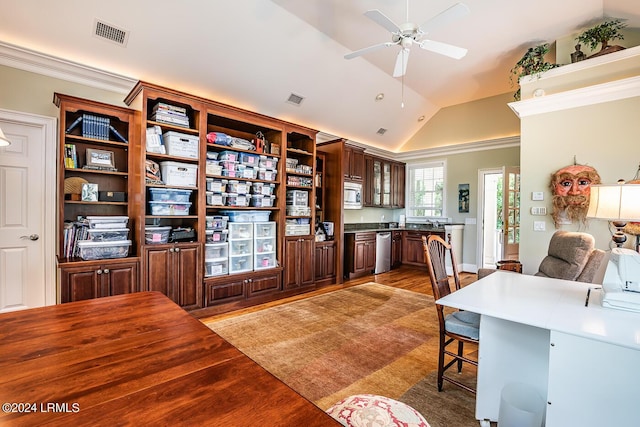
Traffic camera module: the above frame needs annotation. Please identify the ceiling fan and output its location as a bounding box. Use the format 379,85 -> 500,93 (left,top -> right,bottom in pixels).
344,1 -> 470,77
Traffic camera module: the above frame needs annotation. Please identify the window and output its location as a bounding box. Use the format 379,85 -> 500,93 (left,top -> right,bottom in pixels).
407,161 -> 445,218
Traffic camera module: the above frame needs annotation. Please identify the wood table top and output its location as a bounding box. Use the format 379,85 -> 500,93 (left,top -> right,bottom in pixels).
0,291 -> 340,426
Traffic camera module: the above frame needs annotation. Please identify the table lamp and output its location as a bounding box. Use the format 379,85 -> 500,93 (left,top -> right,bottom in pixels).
586,180 -> 640,247
587,180 -> 640,312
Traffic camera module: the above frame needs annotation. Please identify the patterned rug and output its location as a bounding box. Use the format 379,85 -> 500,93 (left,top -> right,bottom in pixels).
204,283 -> 478,427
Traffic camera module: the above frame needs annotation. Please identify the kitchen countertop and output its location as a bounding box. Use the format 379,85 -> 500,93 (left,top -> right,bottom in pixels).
343,222 -> 462,234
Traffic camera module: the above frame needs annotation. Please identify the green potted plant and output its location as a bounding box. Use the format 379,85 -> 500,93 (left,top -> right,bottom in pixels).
576,19 -> 626,57
509,43 -> 558,101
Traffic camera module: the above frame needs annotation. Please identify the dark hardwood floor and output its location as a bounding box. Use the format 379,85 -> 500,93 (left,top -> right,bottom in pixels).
200,265 -> 477,323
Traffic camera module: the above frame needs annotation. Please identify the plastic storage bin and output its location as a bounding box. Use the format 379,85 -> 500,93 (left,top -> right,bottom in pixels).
205,259 -> 228,277
250,195 -> 275,207
251,182 -> 275,196
87,216 -> 129,229
205,242 -> 228,260
254,253 -> 276,270
205,215 -> 229,230
254,222 -> 276,238
238,152 -> 260,166
255,236 -> 276,254
148,188 -> 192,203
162,131 -> 199,159
258,155 -> 278,169
145,226 -> 171,244
237,165 -> 257,180
230,240 -> 252,256
226,180 -> 249,195
87,228 -> 129,242
149,201 -> 192,216
228,222 -> 253,240
77,240 -> 131,260
218,150 -> 239,162
220,210 -> 270,222
286,206 -> 311,217
206,160 -> 222,176
206,178 -> 227,193
498,382 -> 544,427
229,254 -> 253,274
258,168 -> 277,181
205,229 -> 229,243
285,224 -> 310,236
206,192 -> 227,206
226,194 -> 249,207
160,161 -> 198,187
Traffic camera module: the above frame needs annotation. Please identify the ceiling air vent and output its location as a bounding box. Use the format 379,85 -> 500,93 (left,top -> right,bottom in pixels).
376,128 -> 388,135
93,20 -> 129,46
286,93 -> 305,106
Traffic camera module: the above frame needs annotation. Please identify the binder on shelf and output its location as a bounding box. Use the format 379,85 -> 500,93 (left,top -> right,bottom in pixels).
109,125 -> 128,143
64,143 -> 77,168
65,116 -> 83,134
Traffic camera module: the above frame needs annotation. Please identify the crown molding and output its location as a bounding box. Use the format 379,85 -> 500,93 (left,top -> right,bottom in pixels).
509,75 -> 640,118
0,41 -> 136,94
393,136 -> 520,162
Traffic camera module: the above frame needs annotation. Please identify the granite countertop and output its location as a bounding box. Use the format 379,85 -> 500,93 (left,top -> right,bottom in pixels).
343,222 -> 460,234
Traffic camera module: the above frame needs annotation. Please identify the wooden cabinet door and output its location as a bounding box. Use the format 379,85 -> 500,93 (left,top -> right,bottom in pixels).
402,232 -> 429,266
285,237 -> 314,289
353,241 -> 367,273
351,148 -> 365,181
363,155 -> 374,207
103,261 -> 139,297
60,266 -> 100,302
325,242 -> 336,278
284,238 -> 300,289
392,162 -> 406,208
175,244 -> 201,310
246,271 -> 281,298
145,246 -> 174,301
343,146 -> 352,180
391,232 -> 403,268
299,237 -> 315,287
364,239 -> 377,271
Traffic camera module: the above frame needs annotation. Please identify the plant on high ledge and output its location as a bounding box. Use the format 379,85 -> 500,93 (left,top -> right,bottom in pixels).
576,19 -> 626,56
509,43 -> 559,101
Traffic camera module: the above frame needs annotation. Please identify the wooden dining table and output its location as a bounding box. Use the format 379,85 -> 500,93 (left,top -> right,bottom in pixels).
0,291 -> 341,426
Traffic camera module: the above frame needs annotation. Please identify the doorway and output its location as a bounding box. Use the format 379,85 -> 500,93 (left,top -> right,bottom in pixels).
477,167 -> 520,270
0,109 -> 57,311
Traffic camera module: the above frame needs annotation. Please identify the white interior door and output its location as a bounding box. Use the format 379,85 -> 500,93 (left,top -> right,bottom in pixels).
0,110 -> 57,311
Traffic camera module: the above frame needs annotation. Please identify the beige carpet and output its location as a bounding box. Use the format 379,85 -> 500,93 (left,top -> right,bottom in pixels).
204,283 -> 478,427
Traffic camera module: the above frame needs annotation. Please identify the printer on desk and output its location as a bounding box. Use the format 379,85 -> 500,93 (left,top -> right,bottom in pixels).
601,247 -> 640,312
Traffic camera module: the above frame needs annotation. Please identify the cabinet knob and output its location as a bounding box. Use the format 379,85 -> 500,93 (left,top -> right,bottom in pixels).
175,247 -> 180,252
103,269 -> 109,274
96,270 -> 102,275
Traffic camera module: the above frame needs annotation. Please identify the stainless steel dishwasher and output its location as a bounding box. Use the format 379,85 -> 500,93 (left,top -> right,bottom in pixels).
375,231 -> 392,274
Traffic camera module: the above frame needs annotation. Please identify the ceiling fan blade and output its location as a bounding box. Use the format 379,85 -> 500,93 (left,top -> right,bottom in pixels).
419,2 -> 470,34
364,9 -> 401,33
344,41 -> 396,60
419,39 -> 467,59
393,48 -> 410,77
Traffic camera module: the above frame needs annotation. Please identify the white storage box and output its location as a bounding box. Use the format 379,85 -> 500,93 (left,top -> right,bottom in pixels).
226,194 -> 249,207
228,222 -> 253,240
205,242 -> 228,260
145,226 -> 171,244
286,206 -> 311,217
78,240 -> 131,260
205,259 -> 228,277
250,195 -> 275,207
258,155 -> 278,170
251,182 -> 275,196
206,192 -> 227,206
226,180 -> 249,195
87,228 -> 129,242
87,216 -> 129,229
149,201 -> 192,216
162,131 -> 199,159
230,239 -> 252,256
205,229 -> 229,243
206,160 -> 222,176
254,253 -> 276,270
220,210 -> 270,222
255,236 -> 276,254
287,190 -> 309,207
258,168 -> 277,181
160,161 -> 198,187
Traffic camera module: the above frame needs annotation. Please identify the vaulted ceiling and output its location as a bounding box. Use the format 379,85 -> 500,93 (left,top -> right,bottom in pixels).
0,0 -> 638,151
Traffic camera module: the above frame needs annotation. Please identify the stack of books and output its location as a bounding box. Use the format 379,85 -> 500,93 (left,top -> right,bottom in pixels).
64,143 -> 77,168
151,103 -> 189,128
63,219 -> 89,258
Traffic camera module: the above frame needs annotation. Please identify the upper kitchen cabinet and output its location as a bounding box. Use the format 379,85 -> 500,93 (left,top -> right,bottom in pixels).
343,144 -> 364,182
364,154 -> 405,208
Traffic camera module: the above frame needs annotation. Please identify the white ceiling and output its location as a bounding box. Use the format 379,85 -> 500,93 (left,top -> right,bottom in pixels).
0,0 -> 638,152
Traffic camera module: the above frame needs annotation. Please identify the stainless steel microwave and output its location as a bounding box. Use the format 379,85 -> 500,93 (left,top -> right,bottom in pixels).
344,182 -> 362,209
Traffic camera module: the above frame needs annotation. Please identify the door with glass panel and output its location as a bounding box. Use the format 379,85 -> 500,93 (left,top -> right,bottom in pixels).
502,166 -> 520,260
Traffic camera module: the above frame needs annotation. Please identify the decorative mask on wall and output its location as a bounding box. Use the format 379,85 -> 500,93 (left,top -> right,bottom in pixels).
550,164 -> 601,228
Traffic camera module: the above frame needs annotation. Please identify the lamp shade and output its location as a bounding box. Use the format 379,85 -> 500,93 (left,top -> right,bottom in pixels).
587,184 -> 640,221
0,127 -> 10,147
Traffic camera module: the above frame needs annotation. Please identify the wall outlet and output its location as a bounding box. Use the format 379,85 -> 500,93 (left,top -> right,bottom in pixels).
533,221 -> 546,231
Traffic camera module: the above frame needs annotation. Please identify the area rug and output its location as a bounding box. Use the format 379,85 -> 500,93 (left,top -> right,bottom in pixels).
204,283 -> 478,427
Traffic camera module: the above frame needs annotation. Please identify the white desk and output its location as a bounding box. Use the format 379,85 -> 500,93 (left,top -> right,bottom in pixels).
437,271 -> 640,427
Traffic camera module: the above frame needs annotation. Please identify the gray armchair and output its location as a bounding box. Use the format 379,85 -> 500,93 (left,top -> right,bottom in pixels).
478,230 -> 605,283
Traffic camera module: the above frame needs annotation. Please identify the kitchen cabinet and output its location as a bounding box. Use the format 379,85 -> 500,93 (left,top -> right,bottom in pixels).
284,236 -> 315,289
392,162 -> 405,208
364,154 -> 405,208
344,232 -> 376,279
60,258 -> 139,303
391,231 -> 403,268
343,144 -> 364,182
314,240 -> 336,285
204,268 -> 282,307
144,243 -> 202,310
402,230 -> 445,267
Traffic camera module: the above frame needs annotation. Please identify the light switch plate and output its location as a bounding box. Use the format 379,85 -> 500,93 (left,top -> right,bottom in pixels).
531,207 -> 547,215
532,192 -> 544,201
534,221 -> 546,231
